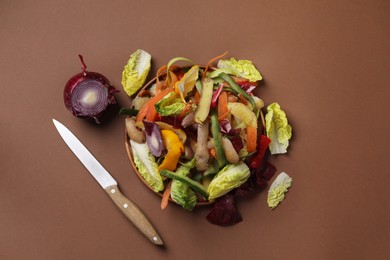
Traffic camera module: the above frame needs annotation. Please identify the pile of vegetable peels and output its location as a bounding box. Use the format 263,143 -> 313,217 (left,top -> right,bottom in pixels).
121,50 -> 293,226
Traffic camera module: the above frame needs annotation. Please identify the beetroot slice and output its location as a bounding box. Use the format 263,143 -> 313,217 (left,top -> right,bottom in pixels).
206,194 -> 242,226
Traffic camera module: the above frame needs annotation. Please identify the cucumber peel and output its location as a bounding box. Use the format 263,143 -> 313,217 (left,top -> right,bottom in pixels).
210,110 -> 228,169
160,170 -> 209,199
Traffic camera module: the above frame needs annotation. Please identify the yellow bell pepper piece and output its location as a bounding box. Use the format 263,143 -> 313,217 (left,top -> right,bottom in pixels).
158,130 -> 184,171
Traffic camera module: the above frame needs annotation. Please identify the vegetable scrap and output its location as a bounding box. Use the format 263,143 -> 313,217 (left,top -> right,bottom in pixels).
122,49 -> 151,96
267,172 -> 293,209
122,50 -> 294,226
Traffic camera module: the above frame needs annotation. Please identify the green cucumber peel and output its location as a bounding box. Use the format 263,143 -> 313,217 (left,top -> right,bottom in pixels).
119,108 -> 139,116
160,170 -> 209,199
220,73 -> 258,116
210,110 -> 228,169
194,77 -> 214,124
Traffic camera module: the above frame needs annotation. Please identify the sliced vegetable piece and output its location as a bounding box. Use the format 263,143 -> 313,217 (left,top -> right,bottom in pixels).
168,71 -> 179,87
202,51 -> 228,79
132,96 -> 151,110
158,130 -> 184,171
155,65 -> 173,93
265,102 -> 292,154
155,121 -> 187,144
119,108 -> 138,116
220,73 -> 257,114
136,87 -> 173,122
174,65 -> 199,102
219,119 -> 241,135
267,172 -> 293,209
166,57 -> 193,85
210,83 -> 224,109
252,96 -> 264,109
206,68 -> 233,79
195,121 -> 210,171
170,158 -> 197,211
206,194 -> 242,226
194,77 -> 214,124
210,110 -> 228,169
217,91 -> 229,120
125,117 -> 145,143
160,169 -> 209,199
246,126 -> 257,153
207,162 -> 250,200
130,140 -> 164,192
181,111 -> 195,128
227,102 -> 257,128
222,137 -> 240,164
249,135 -> 271,169
194,79 -> 202,94
227,102 -> 258,152
217,58 -> 262,82
260,162 -> 277,181
122,49 -> 151,96
143,120 -> 163,157
154,92 -> 188,116
161,181 -> 172,209
229,135 -> 244,153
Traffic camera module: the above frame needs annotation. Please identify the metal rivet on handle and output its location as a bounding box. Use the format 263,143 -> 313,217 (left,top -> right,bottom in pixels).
110,189 -> 115,193
123,204 -> 128,208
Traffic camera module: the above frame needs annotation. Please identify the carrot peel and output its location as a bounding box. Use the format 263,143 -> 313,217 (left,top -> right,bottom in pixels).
161,181 -> 172,210
246,126 -> 257,153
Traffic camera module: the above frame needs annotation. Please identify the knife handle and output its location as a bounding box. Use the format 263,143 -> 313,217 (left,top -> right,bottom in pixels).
105,185 -> 163,245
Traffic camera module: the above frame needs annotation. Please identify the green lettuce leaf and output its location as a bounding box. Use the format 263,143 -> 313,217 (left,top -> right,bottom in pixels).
207,162 -> 250,200
217,58 -> 262,82
122,49 -> 151,96
267,172 -> 293,209
130,140 -> 164,192
155,92 -> 196,116
170,158 -> 197,211
265,102 -> 292,154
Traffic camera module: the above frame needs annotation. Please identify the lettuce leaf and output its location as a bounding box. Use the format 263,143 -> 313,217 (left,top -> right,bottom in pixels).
267,172 -> 293,209
170,158 -> 197,211
155,92 -> 196,116
207,162 -> 250,200
217,58 -> 262,82
122,49 -> 151,96
265,102 -> 292,154
130,140 -> 164,192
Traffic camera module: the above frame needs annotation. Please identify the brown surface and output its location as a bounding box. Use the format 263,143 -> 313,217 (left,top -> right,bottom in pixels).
1,0 -> 389,259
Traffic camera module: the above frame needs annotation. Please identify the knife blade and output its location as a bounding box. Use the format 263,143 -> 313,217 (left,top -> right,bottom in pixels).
52,119 -> 163,245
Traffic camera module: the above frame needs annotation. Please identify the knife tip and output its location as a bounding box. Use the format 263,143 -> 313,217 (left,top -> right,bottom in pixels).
152,235 -> 164,246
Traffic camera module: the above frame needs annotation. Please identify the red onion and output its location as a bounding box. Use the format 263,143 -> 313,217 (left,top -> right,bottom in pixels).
143,120 -> 163,157
64,55 -> 118,123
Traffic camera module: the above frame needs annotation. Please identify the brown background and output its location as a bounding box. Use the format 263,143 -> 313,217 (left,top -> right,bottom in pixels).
1,0 -> 389,259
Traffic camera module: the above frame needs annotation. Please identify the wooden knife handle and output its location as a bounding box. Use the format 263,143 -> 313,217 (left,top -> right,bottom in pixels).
105,185 -> 163,245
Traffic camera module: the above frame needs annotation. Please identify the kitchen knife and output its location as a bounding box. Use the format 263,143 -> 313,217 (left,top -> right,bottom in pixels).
52,119 -> 163,245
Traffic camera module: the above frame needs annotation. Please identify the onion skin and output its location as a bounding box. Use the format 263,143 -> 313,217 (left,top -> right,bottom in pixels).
143,120 -> 163,157
64,55 -> 118,123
